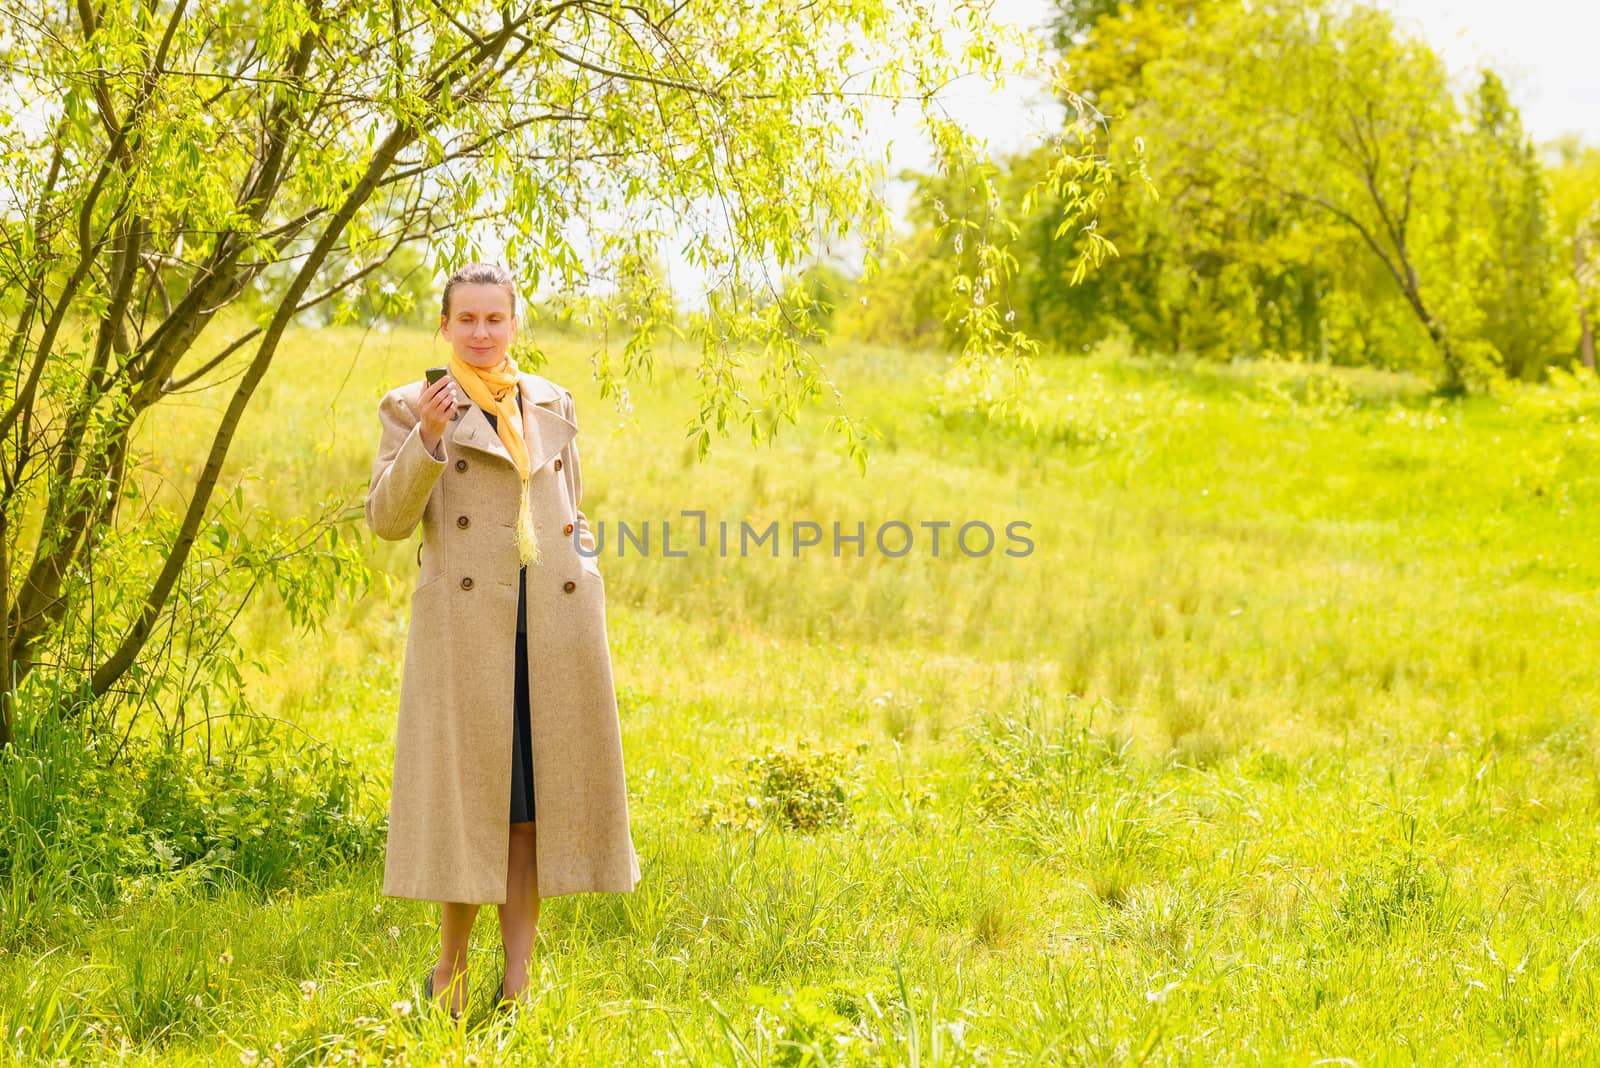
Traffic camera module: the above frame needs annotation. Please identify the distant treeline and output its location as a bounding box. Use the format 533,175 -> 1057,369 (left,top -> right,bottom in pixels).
821,0 -> 1600,392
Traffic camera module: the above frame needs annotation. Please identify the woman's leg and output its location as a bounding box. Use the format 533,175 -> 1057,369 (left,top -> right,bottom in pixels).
430,901 -> 478,1016
496,820 -> 540,1001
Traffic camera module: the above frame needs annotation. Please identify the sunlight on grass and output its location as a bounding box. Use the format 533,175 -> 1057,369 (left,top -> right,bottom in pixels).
4,321 -> 1600,1062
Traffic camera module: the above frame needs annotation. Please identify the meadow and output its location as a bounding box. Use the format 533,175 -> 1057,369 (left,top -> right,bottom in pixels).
4,320 -> 1600,1064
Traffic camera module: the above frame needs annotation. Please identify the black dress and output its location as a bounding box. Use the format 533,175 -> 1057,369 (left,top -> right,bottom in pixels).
484,408 -> 536,824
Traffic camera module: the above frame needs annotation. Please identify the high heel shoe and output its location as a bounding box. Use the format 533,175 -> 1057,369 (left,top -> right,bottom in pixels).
491,944 -> 508,1012
492,969 -> 510,1014
423,968 -> 463,1021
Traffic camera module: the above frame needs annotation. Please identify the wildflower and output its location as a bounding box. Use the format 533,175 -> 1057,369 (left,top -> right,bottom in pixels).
1145,980 -> 1181,1003
300,980 -> 318,1001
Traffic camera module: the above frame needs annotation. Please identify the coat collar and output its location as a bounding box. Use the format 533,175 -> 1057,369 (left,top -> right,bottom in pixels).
446,370 -> 575,471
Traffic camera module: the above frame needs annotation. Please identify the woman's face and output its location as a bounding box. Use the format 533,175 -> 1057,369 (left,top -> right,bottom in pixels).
439,282 -> 517,368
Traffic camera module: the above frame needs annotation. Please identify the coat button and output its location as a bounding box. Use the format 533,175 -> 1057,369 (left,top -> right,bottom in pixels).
460,576 -> 474,590
562,580 -> 576,593
563,523 -> 574,535
456,515 -> 470,528
553,458 -> 562,471
455,459 -> 467,471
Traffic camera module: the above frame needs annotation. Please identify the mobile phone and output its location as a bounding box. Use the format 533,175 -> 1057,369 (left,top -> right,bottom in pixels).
425,367 -> 448,386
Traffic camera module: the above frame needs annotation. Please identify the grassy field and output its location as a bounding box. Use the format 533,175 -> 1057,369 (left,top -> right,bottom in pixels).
4,320 -> 1600,1064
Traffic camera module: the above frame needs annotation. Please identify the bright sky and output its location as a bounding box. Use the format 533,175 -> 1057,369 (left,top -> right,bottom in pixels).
1375,0 -> 1600,147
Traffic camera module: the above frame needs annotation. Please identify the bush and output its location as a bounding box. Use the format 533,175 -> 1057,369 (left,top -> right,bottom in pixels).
0,708 -> 385,949
697,739 -> 868,833
123,718 -> 386,892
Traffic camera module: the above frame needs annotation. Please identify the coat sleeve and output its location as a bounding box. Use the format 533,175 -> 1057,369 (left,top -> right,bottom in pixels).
366,387 -> 447,541
562,389 -> 596,554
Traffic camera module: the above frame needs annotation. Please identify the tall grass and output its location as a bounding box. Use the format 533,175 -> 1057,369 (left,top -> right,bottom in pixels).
3,321 -> 1599,1062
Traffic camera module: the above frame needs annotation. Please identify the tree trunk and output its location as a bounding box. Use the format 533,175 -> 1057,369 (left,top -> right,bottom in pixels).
0,509 -> 11,750
1576,235 -> 1595,370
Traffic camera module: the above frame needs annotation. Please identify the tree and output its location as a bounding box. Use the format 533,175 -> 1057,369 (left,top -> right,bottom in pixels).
1043,0 -> 1129,51
0,0 -> 1110,748
853,0 -> 1582,381
1142,1 -> 1501,390
1548,137 -> 1600,370
1463,70 -> 1576,380
866,0 -> 1445,369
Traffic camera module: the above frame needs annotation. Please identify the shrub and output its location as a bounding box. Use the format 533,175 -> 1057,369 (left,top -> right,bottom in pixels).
697,740 -> 868,833
0,709 -> 385,948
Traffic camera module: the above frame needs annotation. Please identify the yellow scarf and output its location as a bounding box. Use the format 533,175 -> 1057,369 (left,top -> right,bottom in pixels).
447,351 -> 540,565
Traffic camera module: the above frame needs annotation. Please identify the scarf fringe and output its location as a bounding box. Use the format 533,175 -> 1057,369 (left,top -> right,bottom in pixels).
515,477 -> 541,565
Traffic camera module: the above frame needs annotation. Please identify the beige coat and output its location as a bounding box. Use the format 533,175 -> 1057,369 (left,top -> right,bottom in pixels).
365,369 -> 641,903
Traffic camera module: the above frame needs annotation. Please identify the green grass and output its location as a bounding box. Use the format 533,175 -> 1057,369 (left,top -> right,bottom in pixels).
4,321 -> 1600,1063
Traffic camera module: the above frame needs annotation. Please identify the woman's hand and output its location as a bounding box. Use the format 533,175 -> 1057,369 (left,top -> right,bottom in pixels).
417,375 -> 458,456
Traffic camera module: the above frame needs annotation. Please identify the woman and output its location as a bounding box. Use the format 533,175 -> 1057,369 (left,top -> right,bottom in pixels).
365,263 -> 641,1020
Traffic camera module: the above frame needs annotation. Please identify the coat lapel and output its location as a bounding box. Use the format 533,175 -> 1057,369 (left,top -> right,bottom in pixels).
446,370 -> 575,471
450,400 -> 512,464
519,372 -> 577,472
